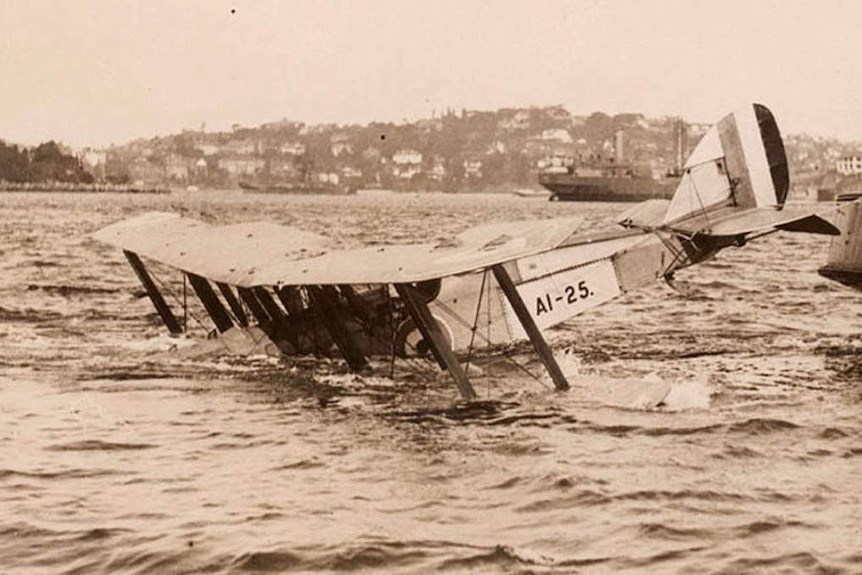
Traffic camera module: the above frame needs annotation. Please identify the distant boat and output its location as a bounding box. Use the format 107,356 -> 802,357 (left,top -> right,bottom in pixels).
239,181 -> 356,196
512,188 -> 551,199
540,122 -> 685,202
539,166 -> 679,202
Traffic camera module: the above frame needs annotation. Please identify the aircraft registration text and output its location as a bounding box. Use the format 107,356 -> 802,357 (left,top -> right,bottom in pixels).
503,259 -> 621,337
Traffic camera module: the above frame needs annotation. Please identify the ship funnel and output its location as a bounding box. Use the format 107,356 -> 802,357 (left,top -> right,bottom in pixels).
614,130 -> 624,164
673,118 -> 687,174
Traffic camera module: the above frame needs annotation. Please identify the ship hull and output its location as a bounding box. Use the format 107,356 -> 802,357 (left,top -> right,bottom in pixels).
539,174 -> 677,202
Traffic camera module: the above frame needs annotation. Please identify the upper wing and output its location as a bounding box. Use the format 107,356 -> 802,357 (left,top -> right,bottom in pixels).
93,211 -> 332,284
94,212 -> 585,287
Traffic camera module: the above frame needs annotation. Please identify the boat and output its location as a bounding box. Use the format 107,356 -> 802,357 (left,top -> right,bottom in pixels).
512,188 -> 552,199
539,165 -> 679,202
239,181 -> 356,196
539,121 -> 685,202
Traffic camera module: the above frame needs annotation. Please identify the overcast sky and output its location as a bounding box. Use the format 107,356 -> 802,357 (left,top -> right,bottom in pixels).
1,0 -> 860,148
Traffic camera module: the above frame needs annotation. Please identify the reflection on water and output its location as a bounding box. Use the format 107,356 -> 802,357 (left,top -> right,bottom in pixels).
1,190 -> 861,574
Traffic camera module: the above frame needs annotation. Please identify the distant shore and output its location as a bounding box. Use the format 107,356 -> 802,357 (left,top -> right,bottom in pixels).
0,180 -> 171,194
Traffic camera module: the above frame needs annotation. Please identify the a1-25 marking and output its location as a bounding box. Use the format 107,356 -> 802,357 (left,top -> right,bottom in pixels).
535,280 -> 594,316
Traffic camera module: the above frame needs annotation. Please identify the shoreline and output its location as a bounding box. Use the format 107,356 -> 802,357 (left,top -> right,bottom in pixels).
0,181 -> 171,194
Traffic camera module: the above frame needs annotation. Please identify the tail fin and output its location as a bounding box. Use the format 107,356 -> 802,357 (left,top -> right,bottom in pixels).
660,103 -> 836,237
663,103 -> 788,225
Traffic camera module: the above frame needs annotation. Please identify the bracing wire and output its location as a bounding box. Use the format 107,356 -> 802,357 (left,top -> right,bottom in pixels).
146,265 -> 208,334
464,269 -> 488,374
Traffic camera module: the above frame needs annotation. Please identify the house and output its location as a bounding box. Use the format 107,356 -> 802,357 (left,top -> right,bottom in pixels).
487,140 -> 506,155
331,134 -> 353,157
218,156 -> 265,177
541,128 -> 573,144
428,156 -> 447,181
463,158 -> 483,179
279,142 -> 306,156
221,139 -> 257,156
497,110 -> 531,132
195,144 -> 220,156
340,166 -> 363,180
392,149 -> 423,179
313,172 -> 340,185
192,158 -> 208,177
837,154 -> 862,175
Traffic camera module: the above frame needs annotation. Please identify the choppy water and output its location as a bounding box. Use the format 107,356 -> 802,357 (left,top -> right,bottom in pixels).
1,190 -> 861,574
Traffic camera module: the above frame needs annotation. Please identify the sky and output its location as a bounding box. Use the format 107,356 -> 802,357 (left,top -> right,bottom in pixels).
1,0 -> 861,148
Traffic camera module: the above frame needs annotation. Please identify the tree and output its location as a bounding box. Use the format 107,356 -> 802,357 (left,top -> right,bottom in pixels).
0,141 -> 29,182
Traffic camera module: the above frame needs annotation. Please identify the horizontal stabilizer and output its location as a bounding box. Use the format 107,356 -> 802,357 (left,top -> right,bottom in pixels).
617,199 -> 671,229
668,205 -> 839,237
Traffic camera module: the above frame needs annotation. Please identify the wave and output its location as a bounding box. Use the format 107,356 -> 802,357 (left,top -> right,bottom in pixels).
638,522 -> 712,541
0,467 -> 118,480
231,550 -> 305,572
727,418 -> 800,435
27,284 -> 121,296
45,440 -> 156,452
0,305 -> 64,322
230,541 -> 437,572
438,544 -> 536,571
718,551 -> 838,573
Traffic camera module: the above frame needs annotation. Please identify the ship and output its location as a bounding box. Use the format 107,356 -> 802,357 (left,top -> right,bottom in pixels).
539,165 -> 678,202
538,120 -> 686,202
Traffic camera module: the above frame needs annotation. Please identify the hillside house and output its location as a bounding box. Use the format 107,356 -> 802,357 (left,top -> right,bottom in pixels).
463,158 -> 483,179
218,156 -> 265,177
279,142 -> 306,156
392,149 -> 422,179
837,154 -> 862,175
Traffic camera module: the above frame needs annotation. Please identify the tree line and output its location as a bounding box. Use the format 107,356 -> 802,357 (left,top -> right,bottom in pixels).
0,141 -> 93,183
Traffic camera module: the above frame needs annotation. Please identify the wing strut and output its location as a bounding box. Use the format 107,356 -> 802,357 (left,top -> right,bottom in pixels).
491,264 -> 570,391
394,283 -> 477,400
308,286 -> 369,372
237,287 -> 271,324
187,273 -> 234,333
123,250 -> 183,335
217,283 -> 249,327
253,287 -> 288,322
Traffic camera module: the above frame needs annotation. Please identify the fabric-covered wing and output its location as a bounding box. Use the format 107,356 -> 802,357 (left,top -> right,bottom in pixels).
92,211 -> 332,284
94,212 -> 586,287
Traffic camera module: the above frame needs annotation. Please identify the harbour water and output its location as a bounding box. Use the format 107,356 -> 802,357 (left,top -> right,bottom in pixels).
1,190 -> 860,574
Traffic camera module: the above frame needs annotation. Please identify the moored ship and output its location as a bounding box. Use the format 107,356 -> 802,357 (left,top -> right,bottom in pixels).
539,120 -> 686,202
539,165 -> 678,202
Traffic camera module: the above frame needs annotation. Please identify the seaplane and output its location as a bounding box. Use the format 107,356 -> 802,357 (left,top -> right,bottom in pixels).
94,103 -> 845,400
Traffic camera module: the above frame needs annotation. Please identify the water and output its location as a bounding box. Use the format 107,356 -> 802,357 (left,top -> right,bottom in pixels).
1,190 -> 861,574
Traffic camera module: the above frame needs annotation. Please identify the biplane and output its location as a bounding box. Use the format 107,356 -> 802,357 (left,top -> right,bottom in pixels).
94,103 -> 843,400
